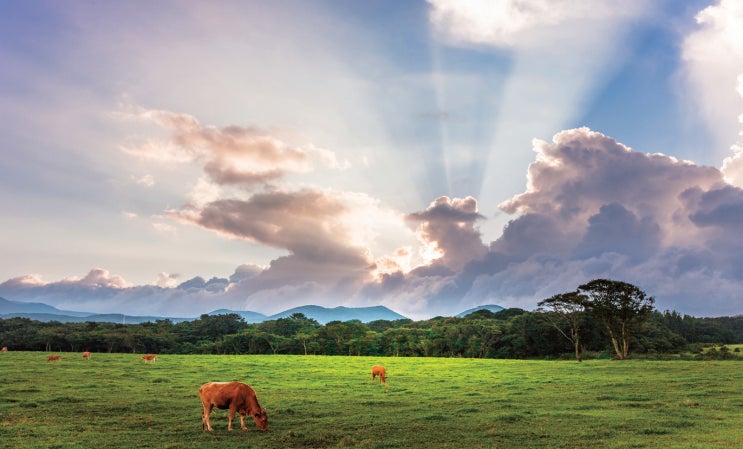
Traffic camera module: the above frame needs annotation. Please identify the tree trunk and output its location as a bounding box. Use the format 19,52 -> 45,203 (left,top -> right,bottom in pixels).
603,320 -> 625,360
608,333 -> 624,360
621,323 -> 629,360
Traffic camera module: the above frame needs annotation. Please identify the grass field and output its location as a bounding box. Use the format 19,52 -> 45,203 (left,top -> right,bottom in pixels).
1,352 -> 741,448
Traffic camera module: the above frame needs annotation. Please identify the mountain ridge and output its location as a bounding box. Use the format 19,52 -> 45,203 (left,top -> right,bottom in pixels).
0,296 -> 504,324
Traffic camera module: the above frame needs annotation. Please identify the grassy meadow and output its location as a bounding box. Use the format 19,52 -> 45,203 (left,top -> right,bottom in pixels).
0,352 -> 741,448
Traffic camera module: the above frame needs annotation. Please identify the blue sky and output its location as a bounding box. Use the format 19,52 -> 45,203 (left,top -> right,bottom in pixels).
1,0 -> 742,319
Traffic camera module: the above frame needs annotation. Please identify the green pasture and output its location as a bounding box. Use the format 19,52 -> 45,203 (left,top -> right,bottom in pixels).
0,353 -> 741,448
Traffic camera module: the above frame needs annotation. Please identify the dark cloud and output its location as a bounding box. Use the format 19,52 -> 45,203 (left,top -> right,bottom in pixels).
685,185 -> 743,229
573,203 -> 661,261
229,264 -> 263,283
173,189 -> 370,269
491,213 -> 572,259
177,276 -> 229,292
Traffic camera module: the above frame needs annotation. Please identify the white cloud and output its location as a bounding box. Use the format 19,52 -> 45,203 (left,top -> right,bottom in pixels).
721,75 -> 743,187
63,268 -> 129,289
120,107 -> 347,189
154,272 -> 179,288
683,0 -> 743,157
427,0 -> 644,48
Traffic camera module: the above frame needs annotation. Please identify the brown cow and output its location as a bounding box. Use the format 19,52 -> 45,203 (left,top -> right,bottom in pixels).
371,365 -> 386,383
199,381 -> 268,432
47,354 -> 61,362
1,347 -> 7,352
141,354 -> 157,364
82,351 -> 92,359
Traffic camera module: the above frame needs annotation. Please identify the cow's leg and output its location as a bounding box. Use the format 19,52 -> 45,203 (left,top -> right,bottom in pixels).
202,404 -> 213,431
228,405 -> 236,430
239,413 -> 247,431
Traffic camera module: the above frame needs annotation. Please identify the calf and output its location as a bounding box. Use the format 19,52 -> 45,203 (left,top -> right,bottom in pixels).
47,354 -> 61,362
371,365 -> 386,383
199,381 -> 268,432
1,347 -> 7,352
141,354 -> 157,364
82,351 -> 92,359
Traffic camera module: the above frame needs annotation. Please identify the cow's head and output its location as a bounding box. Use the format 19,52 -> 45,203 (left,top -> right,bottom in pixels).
252,408 -> 268,431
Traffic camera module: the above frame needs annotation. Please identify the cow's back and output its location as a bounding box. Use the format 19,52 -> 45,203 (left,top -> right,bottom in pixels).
200,382 -> 254,409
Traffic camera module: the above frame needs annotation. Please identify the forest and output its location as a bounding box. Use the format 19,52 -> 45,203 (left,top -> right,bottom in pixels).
1,306 -> 741,360
2,280 -> 742,360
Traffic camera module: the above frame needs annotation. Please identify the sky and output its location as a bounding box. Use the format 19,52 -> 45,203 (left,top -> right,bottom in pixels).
1,0 -> 743,320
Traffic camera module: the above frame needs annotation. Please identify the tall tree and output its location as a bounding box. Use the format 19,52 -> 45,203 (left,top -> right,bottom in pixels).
578,279 -> 655,360
537,291 -> 587,362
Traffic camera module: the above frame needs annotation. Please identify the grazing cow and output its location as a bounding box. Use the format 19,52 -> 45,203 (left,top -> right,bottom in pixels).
141,354 -> 157,364
47,354 -> 61,362
1,347 -> 7,352
371,365 -> 386,383
82,351 -> 92,359
199,381 -> 268,432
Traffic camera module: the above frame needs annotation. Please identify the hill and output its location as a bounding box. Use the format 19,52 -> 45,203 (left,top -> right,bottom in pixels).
266,305 -> 407,324
456,304 -> 505,317
0,297 -> 90,317
207,309 -> 268,324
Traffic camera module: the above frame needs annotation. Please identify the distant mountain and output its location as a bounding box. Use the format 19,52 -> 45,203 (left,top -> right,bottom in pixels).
0,312 -> 190,324
456,304 -> 505,317
0,297 -> 90,317
266,305 -> 408,324
0,297 -> 191,324
207,309 -> 268,324
0,297 -> 408,325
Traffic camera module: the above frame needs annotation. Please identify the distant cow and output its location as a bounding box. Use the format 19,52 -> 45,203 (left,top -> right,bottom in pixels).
82,351 -> 92,359
1,347 -> 7,352
141,354 -> 157,364
371,365 -> 386,383
47,354 -> 61,362
199,381 -> 268,432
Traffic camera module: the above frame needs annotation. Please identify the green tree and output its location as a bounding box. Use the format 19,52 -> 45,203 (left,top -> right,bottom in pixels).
578,279 -> 655,360
538,292 -> 587,362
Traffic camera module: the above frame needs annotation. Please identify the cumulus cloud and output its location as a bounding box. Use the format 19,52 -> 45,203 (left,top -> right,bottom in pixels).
360,127 -> 743,317
683,0 -> 743,156
483,128 -> 743,315
229,264 -> 263,283
4,125 -> 743,318
0,274 -> 47,287
67,268 -> 130,289
427,0 -> 642,48
721,75 -> 743,187
499,128 -> 724,247
406,196 -> 487,271
154,272 -> 179,288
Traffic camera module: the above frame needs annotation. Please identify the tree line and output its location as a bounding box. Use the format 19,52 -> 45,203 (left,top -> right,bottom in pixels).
1,279 -> 741,360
